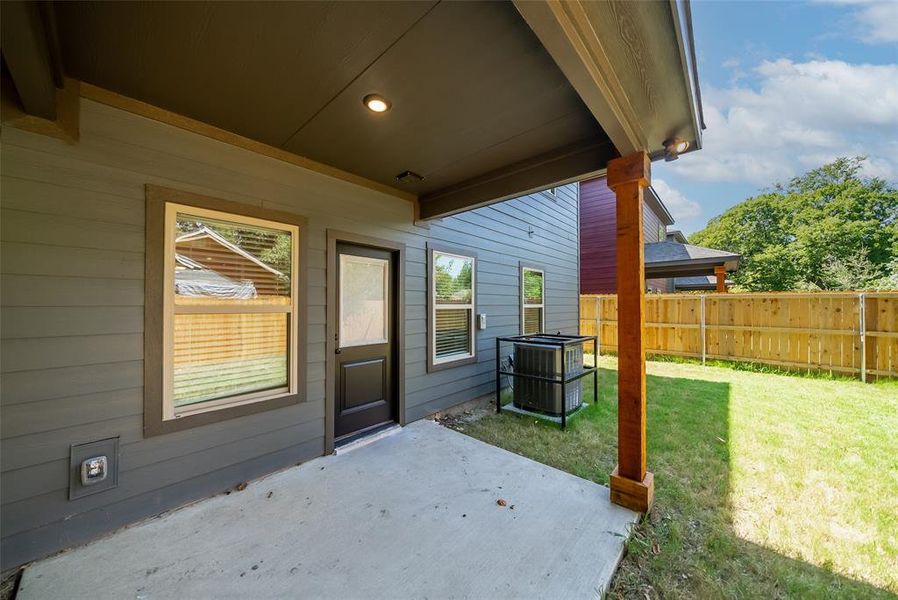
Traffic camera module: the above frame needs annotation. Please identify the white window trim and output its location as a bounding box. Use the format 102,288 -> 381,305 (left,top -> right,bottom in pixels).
431,250 -> 476,366
521,266 -> 545,335
542,186 -> 558,200
162,202 -> 299,420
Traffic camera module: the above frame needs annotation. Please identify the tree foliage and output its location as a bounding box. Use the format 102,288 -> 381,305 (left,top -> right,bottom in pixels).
689,157 -> 898,291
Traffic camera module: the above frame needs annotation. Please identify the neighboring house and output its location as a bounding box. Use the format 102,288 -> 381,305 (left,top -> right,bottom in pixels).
0,0 -> 702,570
579,177 -> 740,294
175,225 -> 288,298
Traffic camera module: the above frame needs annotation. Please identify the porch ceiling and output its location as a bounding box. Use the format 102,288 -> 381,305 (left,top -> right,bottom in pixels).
51,1 -> 611,210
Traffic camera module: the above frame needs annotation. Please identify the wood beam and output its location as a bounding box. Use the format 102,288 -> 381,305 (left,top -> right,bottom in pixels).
1,0 -> 58,120
1,76 -> 80,143
418,139 -> 616,220
715,265 -> 727,293
608,150 -> 654,513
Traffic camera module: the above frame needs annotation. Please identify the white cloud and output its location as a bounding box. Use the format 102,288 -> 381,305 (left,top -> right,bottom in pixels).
820,0 -> 898,43
669,59 -> 898,187
652,179 -> 702,220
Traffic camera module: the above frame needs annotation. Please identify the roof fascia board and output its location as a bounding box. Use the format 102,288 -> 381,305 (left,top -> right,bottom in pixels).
669,0 -> 704,146
513,0 -> 646,156
645,186 -> 675,226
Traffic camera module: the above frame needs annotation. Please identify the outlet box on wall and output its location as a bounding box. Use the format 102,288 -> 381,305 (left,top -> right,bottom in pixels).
69,437 -> 120,500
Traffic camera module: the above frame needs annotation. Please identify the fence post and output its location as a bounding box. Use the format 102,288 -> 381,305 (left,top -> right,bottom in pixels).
596,296 -> 602,358
700,294 -> 707,366
859,292 -> 866,383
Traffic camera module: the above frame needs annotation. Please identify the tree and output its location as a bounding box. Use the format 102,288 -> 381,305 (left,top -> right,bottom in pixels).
690,157 -> 898,291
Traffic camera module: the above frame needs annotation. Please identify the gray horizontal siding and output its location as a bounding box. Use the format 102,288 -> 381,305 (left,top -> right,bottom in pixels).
0,98 -> 579,569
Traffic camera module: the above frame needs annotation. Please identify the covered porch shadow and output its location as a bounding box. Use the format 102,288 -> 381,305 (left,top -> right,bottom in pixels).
17,420 -> 637,599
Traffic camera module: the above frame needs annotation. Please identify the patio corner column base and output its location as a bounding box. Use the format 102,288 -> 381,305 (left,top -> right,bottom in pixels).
610,465 -> 654,513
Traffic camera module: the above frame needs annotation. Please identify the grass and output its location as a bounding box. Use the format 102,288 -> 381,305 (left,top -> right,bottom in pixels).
447,356 -> 898,599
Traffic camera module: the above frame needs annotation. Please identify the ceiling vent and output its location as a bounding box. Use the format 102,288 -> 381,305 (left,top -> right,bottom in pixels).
396,170 -> 424,184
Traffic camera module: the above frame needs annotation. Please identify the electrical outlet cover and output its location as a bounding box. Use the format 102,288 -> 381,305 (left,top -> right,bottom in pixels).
69,437 -> 119,500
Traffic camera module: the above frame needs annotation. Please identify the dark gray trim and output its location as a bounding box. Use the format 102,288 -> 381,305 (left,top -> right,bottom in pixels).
519,261 -> 546,334
426,242 -> 478,373
325,230 -> 406,455
418,140 -> 616,220
143,185 -> 308,438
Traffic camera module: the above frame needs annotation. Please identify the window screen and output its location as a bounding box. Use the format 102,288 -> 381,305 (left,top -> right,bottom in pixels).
432,251 -> 475,363
522,267 -> 544,335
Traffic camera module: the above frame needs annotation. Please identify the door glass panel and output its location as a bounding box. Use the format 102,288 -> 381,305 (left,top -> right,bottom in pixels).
340,254 -> 389,347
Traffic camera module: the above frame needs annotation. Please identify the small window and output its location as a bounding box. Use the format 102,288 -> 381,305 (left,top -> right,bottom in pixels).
428,246 -> 476,371
521,266 -> 545,335
658,224 -> 665,241
543,186 -> 558,200
164,203 -> 298,419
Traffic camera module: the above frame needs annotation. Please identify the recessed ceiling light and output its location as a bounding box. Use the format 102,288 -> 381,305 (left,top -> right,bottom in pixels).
363,94 -> 391,113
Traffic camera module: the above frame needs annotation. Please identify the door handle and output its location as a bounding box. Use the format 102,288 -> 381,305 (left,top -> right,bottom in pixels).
335,333 -> 341,354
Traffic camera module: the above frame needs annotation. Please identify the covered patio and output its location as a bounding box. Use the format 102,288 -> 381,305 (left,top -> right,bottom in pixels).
1,0 -> 703,585
17,420 -> 637,599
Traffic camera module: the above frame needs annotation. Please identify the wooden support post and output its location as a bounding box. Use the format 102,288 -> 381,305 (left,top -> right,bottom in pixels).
607,151 -> 654,513
715,265 -> 727,293
859,293 -> 866,383
700,294 -> 707,366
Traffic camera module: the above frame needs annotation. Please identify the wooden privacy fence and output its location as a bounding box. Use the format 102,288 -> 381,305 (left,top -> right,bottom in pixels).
580,292 -> 898,381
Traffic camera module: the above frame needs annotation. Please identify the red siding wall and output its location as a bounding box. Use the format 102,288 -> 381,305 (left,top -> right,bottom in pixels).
580,177 -> 618,294
579,177 -> 669,294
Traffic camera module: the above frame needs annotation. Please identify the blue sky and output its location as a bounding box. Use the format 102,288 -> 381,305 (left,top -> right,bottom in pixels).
652,0 -> 898,235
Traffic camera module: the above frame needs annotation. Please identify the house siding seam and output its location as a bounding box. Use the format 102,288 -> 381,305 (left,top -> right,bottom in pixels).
0,99 -> 579,569
579,177 -> 669,294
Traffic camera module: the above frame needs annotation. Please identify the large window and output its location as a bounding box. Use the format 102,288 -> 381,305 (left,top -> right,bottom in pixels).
521,265 -> 545,335
145,186 -> 304,435
428,246 -> 476,371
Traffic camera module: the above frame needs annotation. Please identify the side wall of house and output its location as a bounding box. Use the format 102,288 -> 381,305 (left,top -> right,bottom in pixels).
579,177 -> 669,294
0,100 -> 580,569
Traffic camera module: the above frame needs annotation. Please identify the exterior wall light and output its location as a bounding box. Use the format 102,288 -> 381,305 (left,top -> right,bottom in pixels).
663,138 -> 689,161
363,94 -> 391,113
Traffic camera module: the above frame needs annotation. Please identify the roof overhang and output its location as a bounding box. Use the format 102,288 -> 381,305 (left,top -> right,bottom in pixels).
645,241 -> 741,278
513,0 -> 704,160
647,259 -> 740,279
2,1 -> 702,220
645,187 -> 675,226
673,276 -> 734,290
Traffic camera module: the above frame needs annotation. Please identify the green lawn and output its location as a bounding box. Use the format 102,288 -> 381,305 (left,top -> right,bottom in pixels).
447,357 -> 898,599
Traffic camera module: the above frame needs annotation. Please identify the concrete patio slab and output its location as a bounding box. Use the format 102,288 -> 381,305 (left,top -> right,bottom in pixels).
18,420 -> 637,599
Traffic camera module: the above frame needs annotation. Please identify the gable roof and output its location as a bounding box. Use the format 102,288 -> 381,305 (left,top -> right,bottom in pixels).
175,226 -> 285,278
665,229 -> 688,244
